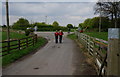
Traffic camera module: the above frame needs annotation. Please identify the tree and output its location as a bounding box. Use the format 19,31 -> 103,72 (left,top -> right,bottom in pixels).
2,25 -> 7,27
79,23 -> 84,28
52,21 -> 59,26
78,23 -> 82,28
89,17 -> 99,28
32,22 -> 68,31
82,18 -> 91,28
12,18 -> 30,30
89,17 -> 109,31
67,24 -> 73,29
79,16 -> 110,32
94,0 -> 120,28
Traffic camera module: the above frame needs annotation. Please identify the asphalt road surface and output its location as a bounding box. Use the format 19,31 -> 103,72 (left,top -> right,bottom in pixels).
3,32 -> 96,75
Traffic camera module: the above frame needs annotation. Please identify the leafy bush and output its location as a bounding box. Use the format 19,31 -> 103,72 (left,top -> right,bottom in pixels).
25,29 -> 34,36
34,22 -> 68,31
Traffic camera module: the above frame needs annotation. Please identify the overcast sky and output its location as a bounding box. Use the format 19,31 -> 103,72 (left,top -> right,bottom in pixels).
1,1 -> 99,26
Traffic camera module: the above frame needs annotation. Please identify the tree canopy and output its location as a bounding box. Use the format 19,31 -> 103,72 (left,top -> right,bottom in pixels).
94,0 -> 120,28
79,17 -> 110,31
52,21 -> 59,26
12,18 -> 30,30
67,24 -> 73,29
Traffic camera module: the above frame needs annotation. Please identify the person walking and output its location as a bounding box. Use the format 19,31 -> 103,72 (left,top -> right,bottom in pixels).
34,26 -> 37,32
68,28 -> 70,34
54,30 -> 59,43
59,30 -> 64,43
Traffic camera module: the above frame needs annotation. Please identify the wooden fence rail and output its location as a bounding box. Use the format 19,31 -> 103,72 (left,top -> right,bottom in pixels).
0,34 -> 37,56
75,31 -> 108,76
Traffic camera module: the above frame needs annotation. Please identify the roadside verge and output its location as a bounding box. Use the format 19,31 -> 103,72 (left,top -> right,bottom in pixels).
3,36 -> 48,67
67,33 -> 97,74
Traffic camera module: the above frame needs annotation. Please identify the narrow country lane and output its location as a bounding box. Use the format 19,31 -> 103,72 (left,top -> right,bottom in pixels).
3,32 -> 96,75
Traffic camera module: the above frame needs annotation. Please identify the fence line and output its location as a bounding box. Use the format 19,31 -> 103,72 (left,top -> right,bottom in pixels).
0,34 -> 37,56
75,31 -> 107,76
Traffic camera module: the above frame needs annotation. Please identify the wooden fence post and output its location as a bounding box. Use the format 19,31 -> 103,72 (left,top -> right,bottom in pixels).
18,39 -> 20,50
7,41 -> 10,53
35,34 -> 37,43
26,38 -> 28,47
33,36 -> 34,46
107,28 -> 120,76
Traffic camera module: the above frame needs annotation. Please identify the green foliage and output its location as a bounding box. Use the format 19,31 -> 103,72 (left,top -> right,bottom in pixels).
109,18 -> 120,28
2,31 -> 27,41
117,18 -> 120,28
80,17 -> 110,32
67,33 -> 77,40
25,29 -> 34,36
12,18 -> 30,30
33,22 -> 68,31
89,17 -> 99,28
82,18 -> 91,28
52,21 -> 59,26
67,24 -> 73,29
94,2 -> 120,28
79,23 -> 84,28
12,18 -> 68,31
78,23 -> 82,28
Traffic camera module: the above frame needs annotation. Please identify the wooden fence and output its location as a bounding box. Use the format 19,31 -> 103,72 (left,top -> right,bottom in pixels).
0,34 -> 37,56
75,31 -> 108,76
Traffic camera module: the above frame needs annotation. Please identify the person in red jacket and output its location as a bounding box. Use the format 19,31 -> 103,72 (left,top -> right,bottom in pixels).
59,30 -> 64,43
54,30 -> 59,43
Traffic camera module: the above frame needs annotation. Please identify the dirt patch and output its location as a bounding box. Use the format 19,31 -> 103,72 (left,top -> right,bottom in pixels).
72,39 -> 97,75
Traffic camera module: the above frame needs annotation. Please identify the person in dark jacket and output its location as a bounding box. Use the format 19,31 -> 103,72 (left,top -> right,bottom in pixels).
54,30 -> 59,43
59,30 -> 64,43
68,28 -> 70,34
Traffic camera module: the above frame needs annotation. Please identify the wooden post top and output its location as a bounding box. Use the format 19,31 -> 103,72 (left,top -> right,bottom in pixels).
108,28 -> 120,39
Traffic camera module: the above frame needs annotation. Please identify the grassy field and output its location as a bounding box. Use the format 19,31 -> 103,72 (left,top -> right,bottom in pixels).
1,32 -> 30,55
2,31 -> 27,41
84,32 -> 108,41
1,31 -> 47,66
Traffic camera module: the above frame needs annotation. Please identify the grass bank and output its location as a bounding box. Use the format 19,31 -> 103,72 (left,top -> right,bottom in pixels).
84,32 -> 108,41
67,33 -> 77,40
2,37 -> 47,67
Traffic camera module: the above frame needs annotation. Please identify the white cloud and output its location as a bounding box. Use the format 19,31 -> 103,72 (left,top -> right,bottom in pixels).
2,2 -> 98,26
2,0 -> 98,2
0,1 -> 2,25
2,0 -> 120,2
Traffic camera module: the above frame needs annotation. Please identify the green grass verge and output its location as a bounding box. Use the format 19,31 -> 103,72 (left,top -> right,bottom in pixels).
84,32 -> 108,41
67,33 -> 77,40
2,37 -> 47,66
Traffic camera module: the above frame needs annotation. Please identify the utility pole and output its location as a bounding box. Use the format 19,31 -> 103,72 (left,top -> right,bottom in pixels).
99,2 -> 102,32
45,16 -> 47,24
6,0 -> 10,41
6,0 -> 10,53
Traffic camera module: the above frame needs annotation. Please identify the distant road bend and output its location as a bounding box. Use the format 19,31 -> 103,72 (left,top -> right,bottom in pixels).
3,32 -> 96,75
